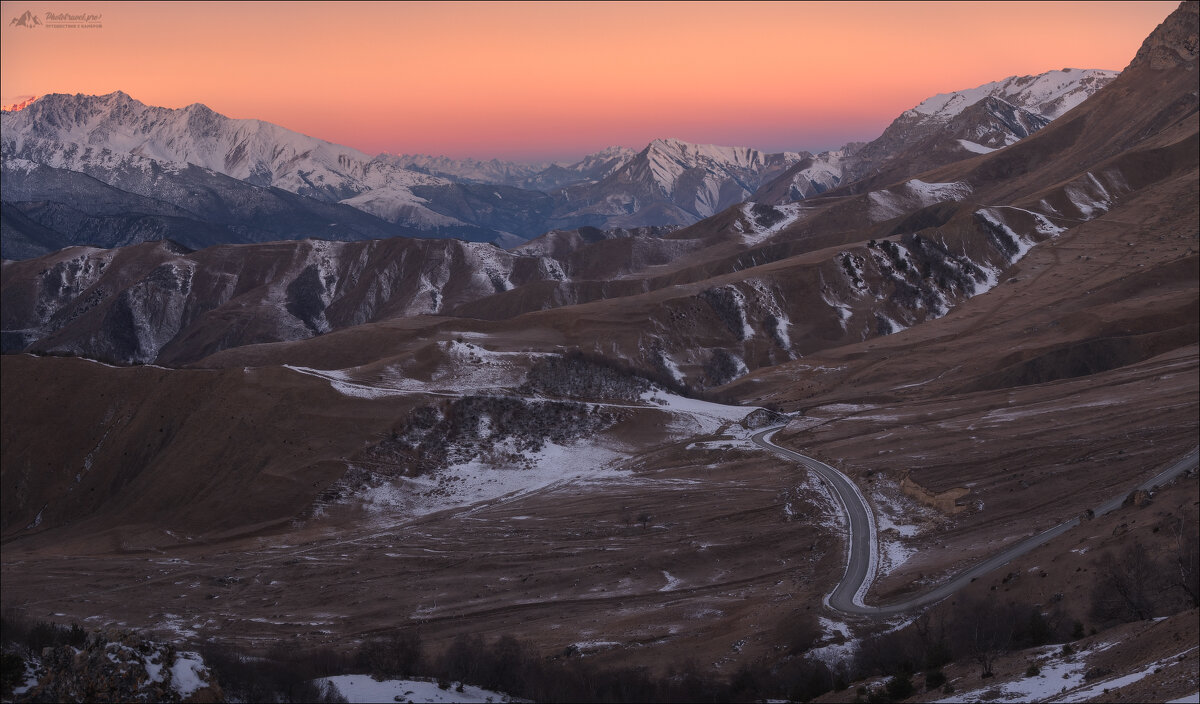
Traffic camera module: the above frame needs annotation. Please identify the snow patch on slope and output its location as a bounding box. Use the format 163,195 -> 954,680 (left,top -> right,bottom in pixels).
738,202 -> 806,246
958,139 -> 997,154
360,438 -> 628,520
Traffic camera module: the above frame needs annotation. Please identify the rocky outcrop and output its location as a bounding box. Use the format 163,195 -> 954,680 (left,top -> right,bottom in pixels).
13,630 -> 218,703
742,408 -> 789,429
359,394 -> 623,477
1127,0 -> 1199,70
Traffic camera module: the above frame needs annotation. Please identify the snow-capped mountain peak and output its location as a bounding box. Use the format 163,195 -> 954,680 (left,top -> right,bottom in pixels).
909,68 -> 1119,122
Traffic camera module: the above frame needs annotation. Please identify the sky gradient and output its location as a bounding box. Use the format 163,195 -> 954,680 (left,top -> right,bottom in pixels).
0,1 -> 1178,161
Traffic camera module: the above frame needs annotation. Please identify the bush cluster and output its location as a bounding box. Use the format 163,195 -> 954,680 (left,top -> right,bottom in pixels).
521,352 -> 652,401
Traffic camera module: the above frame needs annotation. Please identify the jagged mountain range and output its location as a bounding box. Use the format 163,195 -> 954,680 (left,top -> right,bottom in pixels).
0,94 -> 795,255
2,67 -> 1115,259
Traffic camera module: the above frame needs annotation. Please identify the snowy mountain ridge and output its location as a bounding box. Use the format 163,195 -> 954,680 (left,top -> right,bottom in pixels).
0,91 -> 458,226
756,67 -> 1119,205
907,68 -> 1119,122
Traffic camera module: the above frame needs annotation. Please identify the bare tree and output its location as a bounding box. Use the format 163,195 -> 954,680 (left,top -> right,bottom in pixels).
912,608 -> 953,669
1090,541 -> 1164,622
950,597 -> 1014,678
1171,519 -> 1200,607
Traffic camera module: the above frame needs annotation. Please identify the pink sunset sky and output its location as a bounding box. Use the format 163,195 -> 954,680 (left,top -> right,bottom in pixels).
0,1 -> 1178,161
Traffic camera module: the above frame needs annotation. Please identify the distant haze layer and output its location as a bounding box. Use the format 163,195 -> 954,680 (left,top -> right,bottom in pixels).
0,0 -> 1177,160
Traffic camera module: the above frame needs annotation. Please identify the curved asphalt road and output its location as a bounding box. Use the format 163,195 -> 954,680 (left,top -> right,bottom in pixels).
752,426 -> 1199,617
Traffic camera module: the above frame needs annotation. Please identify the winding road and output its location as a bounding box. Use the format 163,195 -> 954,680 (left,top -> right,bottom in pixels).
752,426 -> 1199,617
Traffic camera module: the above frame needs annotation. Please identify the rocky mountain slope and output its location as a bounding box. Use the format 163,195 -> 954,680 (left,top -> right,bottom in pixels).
0,235 -> 580,364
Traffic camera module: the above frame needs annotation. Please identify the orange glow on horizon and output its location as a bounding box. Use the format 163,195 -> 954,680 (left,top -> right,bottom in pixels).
0,1 -> 1178,160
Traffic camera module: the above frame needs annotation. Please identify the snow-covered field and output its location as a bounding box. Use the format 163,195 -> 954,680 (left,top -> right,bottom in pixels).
640,389 -> 755,436
318,675 -> 519,703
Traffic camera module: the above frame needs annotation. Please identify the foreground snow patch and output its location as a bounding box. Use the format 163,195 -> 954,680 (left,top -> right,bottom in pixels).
360,438 -> 628,519
318,675 -> 519,703
171,652 -> 210,698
